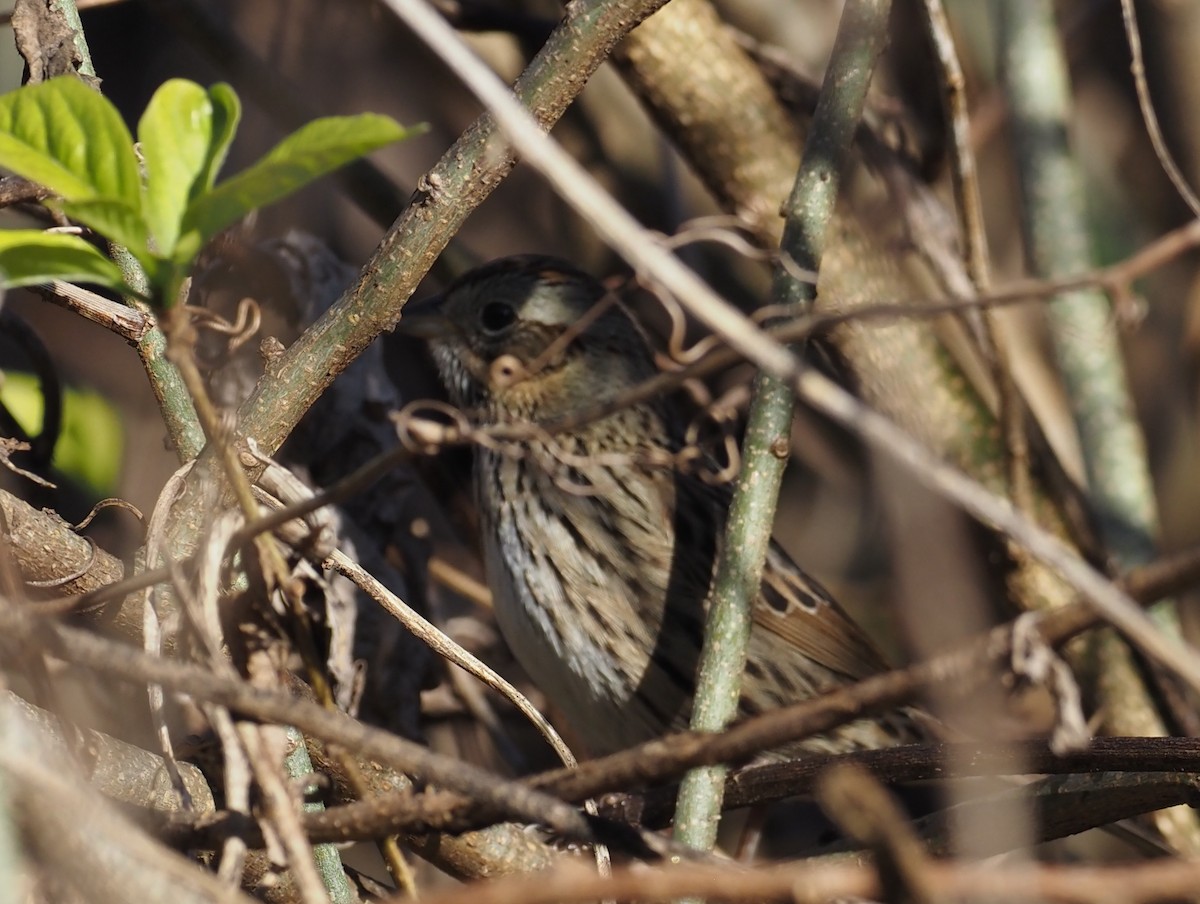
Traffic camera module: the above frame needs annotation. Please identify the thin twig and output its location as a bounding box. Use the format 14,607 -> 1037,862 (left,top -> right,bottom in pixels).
0,605 -> 598,843
915,0 -> 1038,522
596,736 -> 1200,829
239,726 -> 332,904
920,0 -> 991,294
235,0 -> 674,459
247,464 -> 578,770
208,706 -> 252,888
1119,0 -> 1200,219
326,546 -> 578,769
34,281 -> 150,343
151,735 -> 1200,848
817,765 -> 935,904
381,0 -> 798,382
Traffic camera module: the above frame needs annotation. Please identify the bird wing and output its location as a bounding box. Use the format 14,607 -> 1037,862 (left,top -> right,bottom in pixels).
751,542 -> 893,683
677,468 -> 892,684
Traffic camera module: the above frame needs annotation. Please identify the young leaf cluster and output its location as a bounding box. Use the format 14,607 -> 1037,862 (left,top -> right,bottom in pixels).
0,76 -> 416,306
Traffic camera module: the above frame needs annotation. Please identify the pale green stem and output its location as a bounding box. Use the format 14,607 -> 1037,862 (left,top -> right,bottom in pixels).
108,244 -> 206,460
672,0 -> 893,857
285,727 -> 355,904
48,1 -> 353,891
997,0 -> 1165,582
38,2 -> 204,459
0,773 -> 17,904
49,0 -> 94,77
997,0 -> 1200,854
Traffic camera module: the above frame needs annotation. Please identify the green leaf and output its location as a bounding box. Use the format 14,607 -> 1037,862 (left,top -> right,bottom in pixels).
0,372 -> 124,493
59,198 -> 152,263
183,113 -> 415,244
138,79 -> 214,256
0,76 -> 140,206
0,230 -> 126,290
199,83 -> 241,194
58,382 -> 125,493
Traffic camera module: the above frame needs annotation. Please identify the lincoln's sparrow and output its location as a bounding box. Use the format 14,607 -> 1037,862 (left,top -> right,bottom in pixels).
402,255 -> 918,757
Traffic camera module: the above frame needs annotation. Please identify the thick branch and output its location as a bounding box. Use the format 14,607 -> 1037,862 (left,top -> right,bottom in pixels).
236,0 -> 672,457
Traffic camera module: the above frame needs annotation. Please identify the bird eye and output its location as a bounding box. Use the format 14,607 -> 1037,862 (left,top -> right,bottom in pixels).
479,301 -> 517,334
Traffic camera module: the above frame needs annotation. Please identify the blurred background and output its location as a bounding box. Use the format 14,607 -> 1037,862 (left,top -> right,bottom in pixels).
3,1 -> 1194,607
3,0 -> 1200,873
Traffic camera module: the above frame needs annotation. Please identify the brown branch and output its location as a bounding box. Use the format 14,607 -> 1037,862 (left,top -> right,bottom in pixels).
34,280 -> 150,344
148,738 -> 1200,858
818,764 -> 935,904
303,734 -> 560,879
324,543 -> 1200,837
0,488 -> 124,596
595,737 -> 1200,829
235,0 -> 674,460
526,543 -> 1200,805
0,174 -> 51,206
3,690 -> 214,814
0,604 -> 597,844
1119,0 -> 1200,219
399,856 -> 1200,904
1,695 -> 254,904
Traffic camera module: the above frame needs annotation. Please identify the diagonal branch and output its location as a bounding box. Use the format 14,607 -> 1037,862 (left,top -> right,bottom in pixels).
235,0 -> 675,457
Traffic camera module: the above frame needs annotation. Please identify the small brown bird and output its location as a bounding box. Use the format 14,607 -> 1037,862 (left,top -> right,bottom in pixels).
402,255 -> 917,757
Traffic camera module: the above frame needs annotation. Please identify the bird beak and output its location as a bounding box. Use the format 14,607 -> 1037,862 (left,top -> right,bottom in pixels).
397,292 -> 455,340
